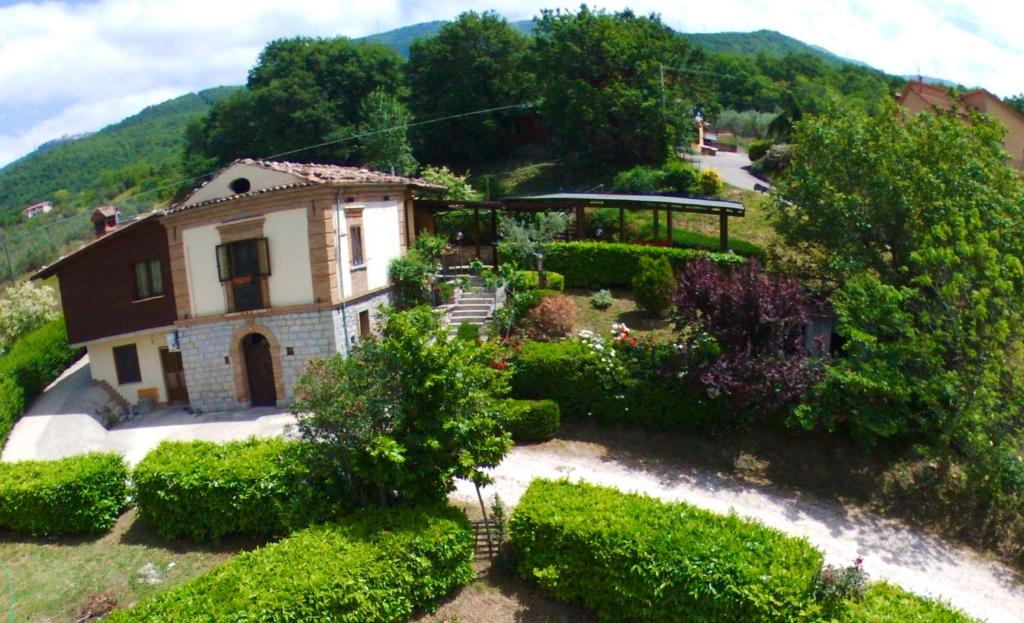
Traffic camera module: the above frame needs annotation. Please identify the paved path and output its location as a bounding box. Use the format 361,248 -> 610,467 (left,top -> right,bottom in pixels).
691,150 -> 767,191
2,356 -> 296,466
453,441 -> 1024,623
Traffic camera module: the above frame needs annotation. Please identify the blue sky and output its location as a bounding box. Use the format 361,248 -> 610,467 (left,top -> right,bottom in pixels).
0,0 -> 1021,168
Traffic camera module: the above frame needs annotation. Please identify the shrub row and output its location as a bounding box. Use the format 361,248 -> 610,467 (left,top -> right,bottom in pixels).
496,399 -> 561,443
108,505 -> 474,622
518,270 -> 565,291
510,480 -> 976,623
133,437 -> 347,542
0,317 -> 79,446
0,452 -> 128,536
510,340 -> 723,431
509,479 -> 826,622
501,242 -> 745,289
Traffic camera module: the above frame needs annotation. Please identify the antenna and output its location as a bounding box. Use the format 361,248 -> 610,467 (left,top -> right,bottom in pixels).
916,64 -> 922,83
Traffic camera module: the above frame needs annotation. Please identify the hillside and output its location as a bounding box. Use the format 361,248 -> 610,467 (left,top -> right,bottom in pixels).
685,29 -> 869,68
0,85 -> 240,223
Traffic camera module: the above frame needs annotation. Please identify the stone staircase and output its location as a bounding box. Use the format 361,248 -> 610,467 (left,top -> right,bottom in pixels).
445,276 -> 498,338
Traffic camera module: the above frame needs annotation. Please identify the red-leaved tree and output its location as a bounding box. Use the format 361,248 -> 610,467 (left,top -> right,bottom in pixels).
674,259 -> 822,417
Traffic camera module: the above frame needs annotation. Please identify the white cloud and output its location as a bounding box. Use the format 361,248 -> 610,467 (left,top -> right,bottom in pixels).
0,0 -> 1021,168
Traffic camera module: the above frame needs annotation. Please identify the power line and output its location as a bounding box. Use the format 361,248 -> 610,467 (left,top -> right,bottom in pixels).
0,101 -> 533,246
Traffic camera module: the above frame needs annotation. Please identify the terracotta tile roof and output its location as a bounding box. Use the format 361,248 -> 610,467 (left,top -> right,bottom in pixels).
901,81 -> 954,110
241,159 -> 443,189
169,159 -> 444,214
92,205 -> 119,218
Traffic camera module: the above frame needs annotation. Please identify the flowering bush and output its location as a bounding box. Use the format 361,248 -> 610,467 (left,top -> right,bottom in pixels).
675,259 -> 821,418
528,295 -> 577,338
0,282 -> 57,356
813,557 -> 868,604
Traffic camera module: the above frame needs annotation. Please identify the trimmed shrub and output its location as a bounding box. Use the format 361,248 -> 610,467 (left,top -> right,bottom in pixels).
133,438 -> 343,541
698,168 -> 724,195
671,231 -> 766,259
590,289 -> 613,309
502,242 -> 744,289
0,376 -> 25,448
747,138 -> 772,161
107,505 -> 474,623
510,479 -> 825,622
838,583 -> 975,622
660,159 -> 700,194
0,317 -> 78,405
509,339 -> 721,431
527,295 -> 577,338
0,452 -> 128,536
632,255 -> 675,318
497,399 -> 560,442
519,270 -> 565,292
455,321 -> 481,341
611,165 -> 664,193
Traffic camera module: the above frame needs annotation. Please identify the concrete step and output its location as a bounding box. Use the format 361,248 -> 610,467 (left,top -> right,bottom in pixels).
454,303 -> 492,311
460,296 -> 495,303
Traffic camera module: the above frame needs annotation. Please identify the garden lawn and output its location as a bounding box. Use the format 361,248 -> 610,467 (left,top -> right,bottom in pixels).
563,287 -> 675,341
0,509 -> 257,622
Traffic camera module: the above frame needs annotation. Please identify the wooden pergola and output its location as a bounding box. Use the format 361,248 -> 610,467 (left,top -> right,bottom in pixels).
412,192 -> 745,263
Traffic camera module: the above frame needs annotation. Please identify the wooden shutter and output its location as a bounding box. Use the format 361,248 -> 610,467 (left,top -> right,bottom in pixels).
257,238 -> 271,276
216,244 -> 231,282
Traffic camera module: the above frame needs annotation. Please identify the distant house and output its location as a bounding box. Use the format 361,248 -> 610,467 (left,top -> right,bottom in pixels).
22,201 -> 52,219
34,160 -> 441,413
898,81 -> 1024,170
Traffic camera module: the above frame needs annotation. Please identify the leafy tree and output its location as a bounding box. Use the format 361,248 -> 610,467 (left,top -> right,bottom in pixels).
388,233 -> 449,309
1006,94 -> 1024,116
498,212 -> 569,288
632,256 -> 675,318
293,307 -> 511,505
419,166 -> 482,200
407,12 -> 535,166
0,282 -> 58,356
358,90 -> 417,175
184,37 -> 403,175
532,7 -> 709,165
774,101 -> 1024,463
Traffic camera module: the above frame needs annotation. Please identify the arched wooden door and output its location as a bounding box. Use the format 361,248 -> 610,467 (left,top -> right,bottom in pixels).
242,333 -> 277,407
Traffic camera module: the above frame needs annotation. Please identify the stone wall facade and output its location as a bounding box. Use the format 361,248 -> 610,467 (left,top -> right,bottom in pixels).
178,290 -> 392,413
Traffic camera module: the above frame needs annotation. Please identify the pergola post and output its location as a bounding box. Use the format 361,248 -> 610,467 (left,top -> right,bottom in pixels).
719,210 -> 729,252
619,207 -> 625,242
652,207 -> 659,241
474,206 -> 482,260
667,207 -> 674,245
575,205 -> 586,240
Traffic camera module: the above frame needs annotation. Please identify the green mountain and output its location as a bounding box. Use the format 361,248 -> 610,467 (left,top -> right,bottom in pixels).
684,29 -> 868,68
358,20 -> 449,57
0,85 -> 240,222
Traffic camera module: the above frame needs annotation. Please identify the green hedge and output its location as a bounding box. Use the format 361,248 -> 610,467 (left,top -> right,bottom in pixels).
500,242 -> 744,289
0,376 -> 25,450
838,583 -> 975,622
107,505 -> 474,623
510,340 -> 722,431
0,452 -> 128,536
0,317 -> 78,402
133,438 -> 344,542
510,479 -> 825,622
0,317 -> 79,447
519,270 -> 565,291
497,399 -> 560,443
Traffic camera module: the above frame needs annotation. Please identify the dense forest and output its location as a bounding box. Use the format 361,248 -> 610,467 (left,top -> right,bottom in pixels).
0,7 -> 980,281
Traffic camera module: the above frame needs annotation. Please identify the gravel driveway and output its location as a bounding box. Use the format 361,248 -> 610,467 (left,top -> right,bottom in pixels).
453,440 -> 1024,623
2,356 -> 296,466
691,150 -> 767,191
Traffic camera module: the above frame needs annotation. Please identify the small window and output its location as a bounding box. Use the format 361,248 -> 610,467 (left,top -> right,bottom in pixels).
134,259 -> 164,299
229,178 -> 251,194
358,310 -> 371,338
215,238 -> 271,282
350,225 -> 365,266
113,344 -> 142,385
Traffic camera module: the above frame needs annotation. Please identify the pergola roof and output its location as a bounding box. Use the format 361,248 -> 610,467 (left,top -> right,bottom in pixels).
501,193 -> 745,216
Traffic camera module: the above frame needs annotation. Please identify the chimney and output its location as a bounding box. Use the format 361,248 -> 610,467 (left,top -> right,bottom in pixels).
91,205 -> 120,238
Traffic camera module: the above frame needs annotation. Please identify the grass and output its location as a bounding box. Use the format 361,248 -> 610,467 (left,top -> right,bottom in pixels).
0,509 -> 258,621
562,287 -> 675,341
